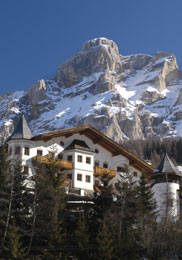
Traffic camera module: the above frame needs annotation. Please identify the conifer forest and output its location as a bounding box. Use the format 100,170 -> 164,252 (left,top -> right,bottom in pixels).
1,141 -> 182,260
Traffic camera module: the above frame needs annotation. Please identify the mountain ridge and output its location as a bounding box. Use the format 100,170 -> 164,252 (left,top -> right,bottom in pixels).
1,37 -> 182,142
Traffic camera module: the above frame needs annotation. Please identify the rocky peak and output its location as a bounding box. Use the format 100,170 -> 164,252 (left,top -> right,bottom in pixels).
81,37 -> 119,54
26,79 -> 47,104
55,37 -> 122,89
2,37 -> 182,143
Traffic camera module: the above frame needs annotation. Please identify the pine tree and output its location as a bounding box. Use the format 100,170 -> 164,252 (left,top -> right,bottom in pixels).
136,174 -> 157,226
135,174 -> 157,258
31,159 -> 68,259
2,219 -> 26,260
74,215 -> 91,260
0,144 -> 12,250
96,220 -> 114,260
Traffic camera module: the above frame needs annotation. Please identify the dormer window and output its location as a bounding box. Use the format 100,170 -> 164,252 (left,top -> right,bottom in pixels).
24,147 -> 30,156
15,146 -> 21,155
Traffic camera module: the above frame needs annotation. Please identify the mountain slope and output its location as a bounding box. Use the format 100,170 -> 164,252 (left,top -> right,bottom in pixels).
1,37 -> 182,142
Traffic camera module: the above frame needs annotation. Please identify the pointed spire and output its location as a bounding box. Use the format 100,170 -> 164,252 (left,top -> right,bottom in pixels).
8,114 -> 33,141
152,154 -> 180,176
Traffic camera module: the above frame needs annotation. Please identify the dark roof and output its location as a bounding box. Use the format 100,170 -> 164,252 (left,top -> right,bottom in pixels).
7,114 -> 33,141
65,139 -> 93,152
152,154 -> 180,176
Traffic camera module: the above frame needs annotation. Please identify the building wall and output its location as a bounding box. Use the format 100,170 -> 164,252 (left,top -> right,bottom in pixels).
8,133 -> 144,192
152,182 -> 180,221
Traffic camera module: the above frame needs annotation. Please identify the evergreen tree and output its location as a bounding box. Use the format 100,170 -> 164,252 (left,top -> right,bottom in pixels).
0,144 -> 11,245
2,219 -> 26,260
31,159 -> 68,259
96,220 -> 114,260
136,175 -> 157,226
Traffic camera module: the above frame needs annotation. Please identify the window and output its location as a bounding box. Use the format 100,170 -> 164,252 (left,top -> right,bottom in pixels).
48,151 -> 54,159
95,160 -> 99,167
37,150 -> 43,156
133,171 -> 138,177
24,147 -> 30,156
86,157 -> 91,164
67,155 -> 72,162
77,174 -> 82,181
67,174 -> 72,180
60,141 -> 64,147
58,153 -> 63,159
15,146 -> 21,155
103,162 -> 108,168
95,149 -> 99,154
77,155 -> 82,163
117,166 -> 125,172
86,175 -> 91,183
9,146 -> 12,155
23,166 -> 29,174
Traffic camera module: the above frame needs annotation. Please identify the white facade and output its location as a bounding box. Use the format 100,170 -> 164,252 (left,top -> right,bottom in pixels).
7,131 -> 145,195
152,182 -> 180,222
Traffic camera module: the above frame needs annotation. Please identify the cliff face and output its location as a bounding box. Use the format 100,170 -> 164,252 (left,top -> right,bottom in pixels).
1,37 -> 182,142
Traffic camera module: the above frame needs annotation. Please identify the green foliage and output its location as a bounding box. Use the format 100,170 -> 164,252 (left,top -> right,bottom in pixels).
74,215 -> 91,260
2,143 -> 182,259
30,160 -> 68,259
136,175 -> 157,225
123,137 -> 182,167
96,220 -> 114,260
2,220 -> 26,260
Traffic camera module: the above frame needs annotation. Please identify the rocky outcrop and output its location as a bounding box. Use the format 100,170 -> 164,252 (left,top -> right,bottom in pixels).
55,38 -> 122,91
1,37 -> 182,142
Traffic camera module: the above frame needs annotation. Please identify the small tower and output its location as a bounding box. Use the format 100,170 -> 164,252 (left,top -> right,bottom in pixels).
6,114 -> 33,172
151,154 -> 181,222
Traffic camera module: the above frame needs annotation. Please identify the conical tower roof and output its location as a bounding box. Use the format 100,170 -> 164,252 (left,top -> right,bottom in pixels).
7,114 -> 33,141
152,154 -> 180,176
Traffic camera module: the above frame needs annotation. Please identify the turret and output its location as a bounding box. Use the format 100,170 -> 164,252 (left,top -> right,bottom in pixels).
6,114 -> 33,174
151,154 -> 181,221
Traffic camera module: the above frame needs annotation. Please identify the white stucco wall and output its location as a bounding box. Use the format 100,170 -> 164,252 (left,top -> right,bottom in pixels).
152,182 -> 180,222
8,132 -> 143,193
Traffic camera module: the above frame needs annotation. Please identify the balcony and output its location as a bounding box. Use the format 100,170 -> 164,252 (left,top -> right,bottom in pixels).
63,179 -> 73,187
94,166 -> 116,178
32,155 -> 73,170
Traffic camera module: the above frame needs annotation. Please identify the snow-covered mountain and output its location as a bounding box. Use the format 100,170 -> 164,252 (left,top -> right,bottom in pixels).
1,37 -> 182,143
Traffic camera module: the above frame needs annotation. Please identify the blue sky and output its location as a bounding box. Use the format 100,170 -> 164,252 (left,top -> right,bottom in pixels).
1,0 -> 182,95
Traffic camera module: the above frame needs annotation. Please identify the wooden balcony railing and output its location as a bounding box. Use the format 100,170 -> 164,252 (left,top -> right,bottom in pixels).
94,166 -> 116,178
32,155 -> 73,170
62,179 -> 72,187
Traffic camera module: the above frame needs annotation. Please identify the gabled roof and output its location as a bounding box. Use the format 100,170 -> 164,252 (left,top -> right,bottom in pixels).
64,139 -> 93,152
152,154 -> 180,176
7,114 -> 33,141
32,125 -> 154,175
